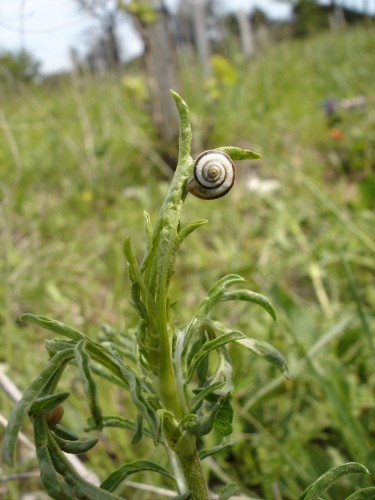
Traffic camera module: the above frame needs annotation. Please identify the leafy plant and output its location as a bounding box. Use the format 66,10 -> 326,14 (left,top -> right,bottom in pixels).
2,91 -> 371,499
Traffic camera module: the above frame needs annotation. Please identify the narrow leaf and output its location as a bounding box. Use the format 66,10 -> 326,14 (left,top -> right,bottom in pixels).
219,289 -> 276,321
176,219 -> 208,247
52,424 -> 79,441
29,392 -> 70,417
346,487 -> 375,499
199,441 -> 234,460
213,394 -> 233,436
2,348 -> 75,466
21,314 -> 85,341
216,146 -> 262,161
75,341 -> 102,429
53,433 -> 99,454
236,337 -> 289,378
190,382 -> 226,413
300,462 -> 370,500
200,274 -> 246,314
101,459 -> 176,492
187,331 -> 246,383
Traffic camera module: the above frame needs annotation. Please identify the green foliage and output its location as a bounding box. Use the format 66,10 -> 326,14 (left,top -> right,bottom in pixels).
1,26 -> 375,500
0,49 -> 40,83
2,92 -> 283,499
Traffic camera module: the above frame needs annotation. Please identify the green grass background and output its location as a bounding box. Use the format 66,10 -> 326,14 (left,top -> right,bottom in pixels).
1,26 -> 375,499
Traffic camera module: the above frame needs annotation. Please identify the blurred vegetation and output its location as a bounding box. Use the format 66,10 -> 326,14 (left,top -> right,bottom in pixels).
1,25 -> 375,499
0,49 -> 41,84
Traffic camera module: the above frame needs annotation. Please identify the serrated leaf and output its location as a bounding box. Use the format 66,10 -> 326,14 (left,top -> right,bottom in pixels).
300,462 -> 370,500
215,146 -> 262,161
187,331 -> 246,383
100,459 -> 176,492
236,337 -> 289,378
29,392 -> 70,417
346,487 -> 375,499
218,289 -> 276,321
2,348 -> 75,466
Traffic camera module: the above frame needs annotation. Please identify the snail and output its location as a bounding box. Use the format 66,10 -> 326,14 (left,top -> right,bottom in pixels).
45,405 -> 64,427
188,150 -> 235,200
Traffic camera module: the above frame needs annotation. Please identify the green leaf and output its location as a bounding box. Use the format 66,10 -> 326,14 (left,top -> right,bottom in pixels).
85,415 -> 153,439
215,146 -> 262,161
236,337 -> 289,378
29,392 -> 70,417
75,340 -> 103,429
21,314 -> 85,341
52,433 -> 99,454
196,274 -> 246,319
300,462 -> 370,500
186,394 -> 229,437
184,274 -> 246,359
218,483 -> 240,500
2,348 -> 75,466
52,424 -> 79,441
199,441 -> 234,460
213,394 -> 233,436
190,382 -> 226,413
101,459 -> 176,492
144,210 -> 153,249
218,289 -> 276,321
187,330 -> 246,383
176,219 -> 208,247
346,487 -> 375,499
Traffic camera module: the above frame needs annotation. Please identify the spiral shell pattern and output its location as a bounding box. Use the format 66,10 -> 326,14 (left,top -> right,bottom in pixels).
188,150 -> 235,200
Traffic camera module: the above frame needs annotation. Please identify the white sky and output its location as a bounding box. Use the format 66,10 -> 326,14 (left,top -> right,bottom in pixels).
0,0 -> 373,74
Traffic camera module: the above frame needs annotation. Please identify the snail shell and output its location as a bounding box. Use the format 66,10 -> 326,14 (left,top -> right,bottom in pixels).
45,405 -> 64,427
188,150 -> 235,200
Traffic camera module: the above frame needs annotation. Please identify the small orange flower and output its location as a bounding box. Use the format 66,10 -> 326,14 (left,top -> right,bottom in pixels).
329,128 -> 343,141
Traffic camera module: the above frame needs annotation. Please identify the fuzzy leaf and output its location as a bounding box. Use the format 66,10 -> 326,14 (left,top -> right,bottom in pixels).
187,330 -> 246,383
346,487 -> 375,499
199,441 -> 234,460
52,424 -> 79,441
213,394 -> 233,436
300,462 -> 370,500
236,337 -> 289,378
218,289 -> 276,321
190,382 -> 226,413
21,314 -> 85,341
196,274 -> 246,318
75,340 -> 103,429
176,219 -> 208,246
2,348 -> 75,466
101,459 -> 176,492
215,146 -> 262,161
52,433 -> 99,454
29,392 -> 70,417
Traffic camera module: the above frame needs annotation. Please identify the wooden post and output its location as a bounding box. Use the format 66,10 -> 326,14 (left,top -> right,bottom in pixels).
191,0 -> 211,78
132,0 -> 180,142
236,9 -> 255,59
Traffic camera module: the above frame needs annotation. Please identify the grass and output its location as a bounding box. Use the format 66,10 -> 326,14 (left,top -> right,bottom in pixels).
1,26 -> 375,499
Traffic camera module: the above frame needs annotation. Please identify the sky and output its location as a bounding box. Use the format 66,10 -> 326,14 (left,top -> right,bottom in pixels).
0,0 -> 373,74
